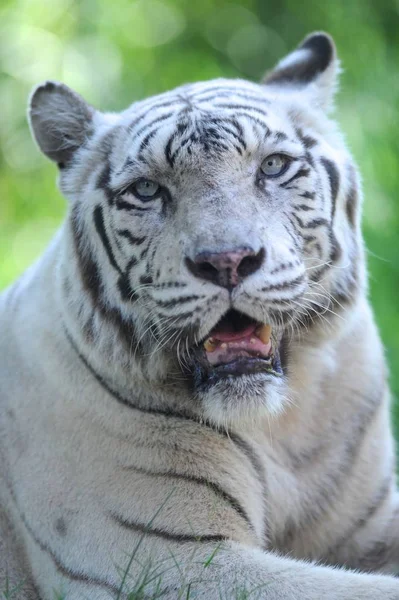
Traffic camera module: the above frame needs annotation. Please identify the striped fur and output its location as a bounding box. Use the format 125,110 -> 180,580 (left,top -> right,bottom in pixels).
1,32 -> 399,599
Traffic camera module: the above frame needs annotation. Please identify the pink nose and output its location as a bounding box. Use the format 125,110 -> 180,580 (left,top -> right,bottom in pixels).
185,247 -> 265,289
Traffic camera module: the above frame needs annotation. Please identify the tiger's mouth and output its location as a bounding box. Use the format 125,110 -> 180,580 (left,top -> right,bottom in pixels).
191,309 -> 283,386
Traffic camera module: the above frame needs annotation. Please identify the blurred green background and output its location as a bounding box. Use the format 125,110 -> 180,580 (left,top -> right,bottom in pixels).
0,0 -> 398,427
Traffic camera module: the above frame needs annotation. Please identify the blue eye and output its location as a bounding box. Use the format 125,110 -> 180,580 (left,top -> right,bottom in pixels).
261,154 -> 290,177
130,179 -> 160,200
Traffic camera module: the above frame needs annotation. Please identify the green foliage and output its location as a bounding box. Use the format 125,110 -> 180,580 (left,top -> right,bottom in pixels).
1,0 -> 398,428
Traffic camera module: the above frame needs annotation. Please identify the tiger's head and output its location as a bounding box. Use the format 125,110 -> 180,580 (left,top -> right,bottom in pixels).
29,32 -> 362,426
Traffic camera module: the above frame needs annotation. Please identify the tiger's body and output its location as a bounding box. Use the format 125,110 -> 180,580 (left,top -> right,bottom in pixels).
1,32 -> 399,599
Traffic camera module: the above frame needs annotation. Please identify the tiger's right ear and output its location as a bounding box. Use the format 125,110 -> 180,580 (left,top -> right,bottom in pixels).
29,81 -> 95,166
263,32 -> 339,111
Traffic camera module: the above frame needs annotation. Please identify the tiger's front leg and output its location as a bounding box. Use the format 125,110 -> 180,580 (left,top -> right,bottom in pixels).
4,410 -> 399,600
12,534 -> 399,600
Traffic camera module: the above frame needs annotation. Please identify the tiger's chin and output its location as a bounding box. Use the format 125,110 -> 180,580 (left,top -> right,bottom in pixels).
196,373 -> 287,427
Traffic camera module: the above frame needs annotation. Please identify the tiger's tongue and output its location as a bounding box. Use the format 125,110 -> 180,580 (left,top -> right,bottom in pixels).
210,322 -> 257,342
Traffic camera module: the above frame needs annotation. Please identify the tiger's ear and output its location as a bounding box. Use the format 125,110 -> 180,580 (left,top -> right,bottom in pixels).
262,32 -> 339,111
29,81 -> 95,166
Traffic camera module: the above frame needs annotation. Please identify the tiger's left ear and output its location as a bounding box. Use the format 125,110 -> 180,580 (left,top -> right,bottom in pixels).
28,81 -> 95,166
262,32 -> 340,111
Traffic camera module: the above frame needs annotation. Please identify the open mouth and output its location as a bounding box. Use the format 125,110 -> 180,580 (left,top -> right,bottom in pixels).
192,309 -> 283,385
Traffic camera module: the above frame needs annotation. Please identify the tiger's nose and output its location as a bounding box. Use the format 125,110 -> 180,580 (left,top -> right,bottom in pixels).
185,247 -> 265,289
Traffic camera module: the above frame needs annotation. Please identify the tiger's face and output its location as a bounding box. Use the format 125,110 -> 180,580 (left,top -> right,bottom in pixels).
29,33 -> 361,425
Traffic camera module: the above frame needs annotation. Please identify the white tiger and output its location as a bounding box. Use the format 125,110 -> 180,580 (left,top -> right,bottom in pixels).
1,31 -> 399,600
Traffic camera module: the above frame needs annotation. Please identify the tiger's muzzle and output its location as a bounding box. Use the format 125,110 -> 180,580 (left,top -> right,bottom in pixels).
188,309 -> 284,389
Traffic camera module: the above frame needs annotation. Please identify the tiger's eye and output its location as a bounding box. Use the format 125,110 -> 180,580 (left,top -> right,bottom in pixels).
260,154 -> 289,177
133,179 -> 160,199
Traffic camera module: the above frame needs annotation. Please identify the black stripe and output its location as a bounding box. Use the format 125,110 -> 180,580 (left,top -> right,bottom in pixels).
155,295 -> 203,309
345,168 -> 359,228
122,156 -> 137,171
140,246 -> 150,260
70,207 -> 139,350
128,101 -> 177,132
204,123 -> 224,140
137,128 -> 157,156
297,216 -> 330,230
329,279 -> 358,311
280,168 -> 310,189
286,214 -> 302,238
213,103 -> 268,117
226,433 -> 267,498
169,129 -> 233,165
302,233 -> 316,243
283,221 -> 301,250
299,191 -> 315,200
96,161 -> 113,205
116,199 -> 152,212
295,127 -> 318,149
97,126 -> 121,155
82,312 -> 96,343
120,464 -> 253,531
230,118 -> 247,150
71,205 -> 102,306
304,151 -> 315,169
261,274 -> 305,293
139,274 -> 153,285
310,242 -> 322,259
211,122 -> 247,150
134,112 -> 175,141
165,132 -> 177,168
111,511 -> 226,544
320,157 -> 340,217
274,131 -> 288,142
270,260 -> 301,275
117,278 -> 137,302
117,257 -> 140,302
93,205 -> 122,274
293,204 -> 314,211
117,229 -> 147,245
232,113 -> 269,132
226,433 -> 269,545
153,282 -> 187,289
263,290 -> 306,306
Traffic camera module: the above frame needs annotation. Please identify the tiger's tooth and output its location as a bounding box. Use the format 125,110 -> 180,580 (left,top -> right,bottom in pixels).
250,337 -> 257,344
256,323 -> 272,345
221,343 -> 227,349
204,338 -> 218,353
